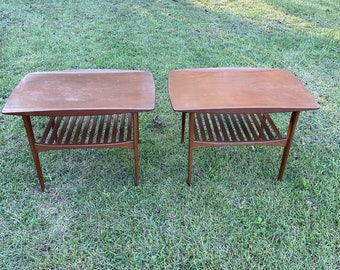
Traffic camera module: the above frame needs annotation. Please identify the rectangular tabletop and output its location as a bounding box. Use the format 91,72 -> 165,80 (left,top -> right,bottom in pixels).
2,70 -> 156,116
168,68 -> 319,113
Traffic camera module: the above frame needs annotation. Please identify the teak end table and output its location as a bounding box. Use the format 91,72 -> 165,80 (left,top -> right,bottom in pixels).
168,68 -> 319,185
2,70 -> 156,191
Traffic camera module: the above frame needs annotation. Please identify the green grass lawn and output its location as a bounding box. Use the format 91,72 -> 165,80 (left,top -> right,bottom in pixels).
1,0 -> 339,269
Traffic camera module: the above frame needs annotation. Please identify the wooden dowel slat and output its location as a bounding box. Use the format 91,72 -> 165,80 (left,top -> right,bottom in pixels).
88,116 -> 98,143
264,113 -> 283,139
223,114 -> 237,141
96,115 -> 106,143
250,114 -> 266,140
64,116 -> 77,144
73,116 -> 84,144
210,114 -> 222,141
57,116 -> 70,144
230,114 -> 244,141
257,113 -> 275,140
196,113 -> 207,141
40,117 -> 56,144
237,114 -> 252,141
111,114 -> 119,143
48,117 -> 62,144
216,114 -> 229,141
80,116 -> 92,144
103,115 -> 112,143
203,114 -> 214,141
244,114 -> 260,141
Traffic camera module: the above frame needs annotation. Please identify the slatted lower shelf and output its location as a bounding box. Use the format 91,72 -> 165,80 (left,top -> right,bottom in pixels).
36,114 -> 133,150
193,113 -> 287,147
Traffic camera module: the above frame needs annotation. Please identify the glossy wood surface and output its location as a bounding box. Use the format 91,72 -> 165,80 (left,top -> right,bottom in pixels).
2,70 -> 155,190
169,68 -> 319,185
168,68 -> 319,113
2,70 -> 155,116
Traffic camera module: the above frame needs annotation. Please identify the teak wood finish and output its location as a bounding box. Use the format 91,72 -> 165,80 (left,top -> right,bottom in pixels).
2,70 -> 155,191
168,68 -> 319,185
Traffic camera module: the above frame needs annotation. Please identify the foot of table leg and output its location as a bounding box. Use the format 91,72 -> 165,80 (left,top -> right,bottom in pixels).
187,113 -> 195,185
133,112 -> 139,185
22,116 -> 45,191
278,111 -> 300,181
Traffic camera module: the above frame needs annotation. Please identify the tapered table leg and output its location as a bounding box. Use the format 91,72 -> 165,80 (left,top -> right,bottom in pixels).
181,112 -> 186,143
133,112 -> 139,185
187,112 -> 195,185
22,116 -> 45,191
278,111 -> 300,181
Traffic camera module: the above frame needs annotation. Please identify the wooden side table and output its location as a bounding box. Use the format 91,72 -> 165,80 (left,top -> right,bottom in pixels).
2,70 -> 155,191
168,68 -> 319,185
